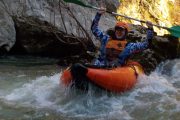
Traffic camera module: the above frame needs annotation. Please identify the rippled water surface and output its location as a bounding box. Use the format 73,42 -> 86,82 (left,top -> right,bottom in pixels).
0,56 -> 179,120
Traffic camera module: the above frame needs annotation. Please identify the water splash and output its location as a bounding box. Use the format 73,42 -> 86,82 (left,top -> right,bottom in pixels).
3,74 -> 60,108
0,60 -> 180,119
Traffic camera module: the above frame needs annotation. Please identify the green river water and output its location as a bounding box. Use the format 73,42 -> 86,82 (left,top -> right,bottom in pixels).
0,56 -> 179,120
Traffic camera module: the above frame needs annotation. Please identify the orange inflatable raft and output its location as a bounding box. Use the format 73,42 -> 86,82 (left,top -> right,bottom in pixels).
60,61 -> 144,93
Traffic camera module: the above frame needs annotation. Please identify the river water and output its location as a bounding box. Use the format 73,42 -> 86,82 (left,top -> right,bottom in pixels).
0,56 -> 179,120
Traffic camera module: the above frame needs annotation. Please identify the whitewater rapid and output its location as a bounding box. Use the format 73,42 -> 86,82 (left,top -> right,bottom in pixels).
0,59 -> 179,120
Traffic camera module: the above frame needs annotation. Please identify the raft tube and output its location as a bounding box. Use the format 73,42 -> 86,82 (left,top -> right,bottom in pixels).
60,61 -> 144,93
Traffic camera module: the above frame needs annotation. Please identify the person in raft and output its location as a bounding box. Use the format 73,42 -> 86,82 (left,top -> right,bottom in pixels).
91,8 -> 154,67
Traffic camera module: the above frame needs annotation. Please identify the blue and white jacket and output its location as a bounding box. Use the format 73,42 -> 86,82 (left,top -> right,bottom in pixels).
91,13 -> 154,66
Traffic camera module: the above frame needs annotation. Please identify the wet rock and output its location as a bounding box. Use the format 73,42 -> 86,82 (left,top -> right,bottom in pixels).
2,0 -> 117,39
10,16 -> 94,57
0,2 -> 16,53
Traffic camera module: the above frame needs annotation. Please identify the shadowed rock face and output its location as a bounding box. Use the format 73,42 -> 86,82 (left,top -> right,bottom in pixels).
10,16 -> 89,57
10,17 -> 98,57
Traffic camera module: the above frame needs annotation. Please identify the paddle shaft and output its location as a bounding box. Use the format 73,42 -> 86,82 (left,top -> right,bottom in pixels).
92,6 -> 169,30
63,0 -> 179,37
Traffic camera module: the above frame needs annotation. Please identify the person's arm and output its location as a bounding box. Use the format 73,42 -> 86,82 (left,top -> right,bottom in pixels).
118,21 -> 154,65
91,8 -> 110,66
127,29 -> 153,52
127,23 -> 154,53
91,8 -> 109,43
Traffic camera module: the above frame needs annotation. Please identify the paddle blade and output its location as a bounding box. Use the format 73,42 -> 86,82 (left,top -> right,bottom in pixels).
168,26 -> 180,38
63,0 -> 92,8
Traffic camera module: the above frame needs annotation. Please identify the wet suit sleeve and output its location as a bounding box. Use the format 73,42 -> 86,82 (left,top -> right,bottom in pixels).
91,13 -> 109,44
118,28 -> 154,65
91,12 -> 110,66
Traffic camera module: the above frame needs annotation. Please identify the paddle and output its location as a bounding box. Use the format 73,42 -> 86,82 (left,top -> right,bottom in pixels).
63,0 -> 180,38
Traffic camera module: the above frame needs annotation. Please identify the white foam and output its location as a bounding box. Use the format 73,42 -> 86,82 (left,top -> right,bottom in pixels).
1,60 -> 180,119
138,73 -> 176,94
4,73 -> 60,108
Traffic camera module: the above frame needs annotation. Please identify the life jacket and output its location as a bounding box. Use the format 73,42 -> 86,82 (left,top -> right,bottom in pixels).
105,21 -> 129,61
105,38 -> 127,61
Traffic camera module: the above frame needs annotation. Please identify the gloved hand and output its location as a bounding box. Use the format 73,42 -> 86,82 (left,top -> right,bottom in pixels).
146,21 -> 153,29
147,29 -> 154,40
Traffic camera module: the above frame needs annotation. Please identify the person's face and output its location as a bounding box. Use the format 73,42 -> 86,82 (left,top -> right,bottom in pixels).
115,28 -> 126,38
